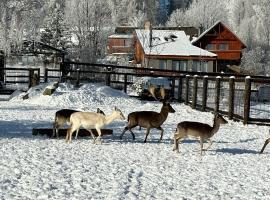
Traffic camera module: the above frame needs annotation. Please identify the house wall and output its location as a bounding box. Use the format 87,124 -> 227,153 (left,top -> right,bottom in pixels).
107,38 -> 133,55
144,58 -> 215,72
194,23 -> 245,61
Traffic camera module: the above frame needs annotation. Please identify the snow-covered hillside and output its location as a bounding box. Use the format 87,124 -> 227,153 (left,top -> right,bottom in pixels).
0,82 -> 270,199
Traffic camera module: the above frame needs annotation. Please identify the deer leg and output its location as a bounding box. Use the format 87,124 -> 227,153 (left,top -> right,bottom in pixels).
66,128 -> 74,143
120,126 -> 136,140
260,138 -> 270,154
87,129 -> 96,144
173,133 -> 182,153
173,138 -> 180,153
203,139 -> 213,150
120,127 -> 128,140
200,138 -> 204,156
144,128 -> 151,143
129,128 -> 136,140
157,127 -> 164,143
53,122 -> 60,138
75,129 -> 80,140
95,128 -> 102,145
52,122 -> 56,138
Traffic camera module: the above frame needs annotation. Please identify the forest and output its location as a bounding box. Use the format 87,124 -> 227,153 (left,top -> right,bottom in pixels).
0,0 -> 269,75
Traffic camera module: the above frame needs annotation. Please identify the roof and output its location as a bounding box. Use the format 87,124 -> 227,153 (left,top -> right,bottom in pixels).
11,40 -> 66,56
108,34 -> 134,39
192,21 -> 246,48
135,29 -> 217,57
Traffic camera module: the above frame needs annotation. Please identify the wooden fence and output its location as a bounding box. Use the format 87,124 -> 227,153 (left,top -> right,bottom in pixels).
57,62 -> 270,126
1,62 -> 270,125
0,67 -> 40,92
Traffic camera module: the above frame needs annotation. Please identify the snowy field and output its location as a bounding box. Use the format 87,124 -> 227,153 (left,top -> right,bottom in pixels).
1,82 -> 270,200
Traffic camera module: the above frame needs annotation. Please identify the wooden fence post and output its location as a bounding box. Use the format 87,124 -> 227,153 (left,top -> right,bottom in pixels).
76,68 -> 80,87
185,75 -> 190,105
214,76 -> 221,113
177,76 -> 182,102
202,75 -> 208,111
228,76 -> 235,120
243,76 -> 251,124
124,74 -> 127,93
106,72 -> 111,86
171,77 -> 175,99
28,69 -> 34,88
44,68 -> 48,83
192,75 -> 198,109
37,68 -> 40,82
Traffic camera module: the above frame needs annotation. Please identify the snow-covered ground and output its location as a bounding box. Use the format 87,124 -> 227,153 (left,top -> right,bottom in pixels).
1,82 -> 270,200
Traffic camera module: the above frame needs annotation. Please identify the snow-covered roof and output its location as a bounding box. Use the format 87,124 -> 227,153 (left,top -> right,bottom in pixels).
109,34 -> 133,39
135,29 -> 217,57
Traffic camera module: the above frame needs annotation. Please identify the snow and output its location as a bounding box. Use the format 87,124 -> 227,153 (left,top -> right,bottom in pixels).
1,82 -> 270,199
108,34 -> 133,39
135,29 -> 217,57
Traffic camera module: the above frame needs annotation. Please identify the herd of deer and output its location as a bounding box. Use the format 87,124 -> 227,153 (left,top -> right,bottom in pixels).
52,84 -> 270,155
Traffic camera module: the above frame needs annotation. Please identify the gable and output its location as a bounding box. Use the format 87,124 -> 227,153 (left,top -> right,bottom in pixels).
192,21 -> 246,49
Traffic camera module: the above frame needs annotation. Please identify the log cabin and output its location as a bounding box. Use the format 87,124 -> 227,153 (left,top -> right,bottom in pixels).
192,21 -> 246,72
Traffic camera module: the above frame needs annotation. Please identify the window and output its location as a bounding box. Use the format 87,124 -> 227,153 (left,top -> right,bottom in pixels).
192,61 -> 208,72
172,60 -> 187,71
159,60 -> 167,70
206,44 -> 215,50
219,43 -> 229,50
123,39 -> 131,47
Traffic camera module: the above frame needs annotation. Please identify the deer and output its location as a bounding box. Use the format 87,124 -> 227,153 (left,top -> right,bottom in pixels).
120,101 -> 175,143
66,107 -> 125,144
53,108 -> 105,138
172,113 -> 228,155
148,84 -> 158,100
259,130 -> 270,154
160,85 -> 166,100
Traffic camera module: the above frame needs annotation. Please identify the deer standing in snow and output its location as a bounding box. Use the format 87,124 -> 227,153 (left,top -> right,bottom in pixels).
66,107 -> 125,144
53,108 -> 105,138
173,114 -> 228,155
120,99 -> 175,142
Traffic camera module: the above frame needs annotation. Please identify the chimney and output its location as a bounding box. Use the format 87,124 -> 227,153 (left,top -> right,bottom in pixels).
144,20 -> 151,30
144,20 -> 153,48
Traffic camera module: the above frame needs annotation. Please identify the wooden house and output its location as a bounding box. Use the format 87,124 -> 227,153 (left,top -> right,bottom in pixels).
107,34 -> 134,56
134,29 -> 217,72
106,25 -> 199,65
192,21 -> 246,72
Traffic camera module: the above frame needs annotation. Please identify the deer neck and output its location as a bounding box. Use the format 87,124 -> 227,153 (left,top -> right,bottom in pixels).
159,106 -> 169,123
210,118 -> 221,137
104,113 -> 117,125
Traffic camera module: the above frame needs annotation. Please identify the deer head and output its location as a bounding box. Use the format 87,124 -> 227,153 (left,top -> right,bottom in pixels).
113,107 -> 125,120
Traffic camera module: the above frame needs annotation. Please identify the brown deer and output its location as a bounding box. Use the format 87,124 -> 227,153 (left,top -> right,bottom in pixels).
259,130 -> 270,154
120,101 -> 175,142
66,107 -> 125,144
53,109 -> 79,138
53,108 -> 105,138
173,114 -> 228,155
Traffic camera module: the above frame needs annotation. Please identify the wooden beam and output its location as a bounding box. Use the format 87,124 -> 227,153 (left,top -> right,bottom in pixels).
32,128 -> 113,138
